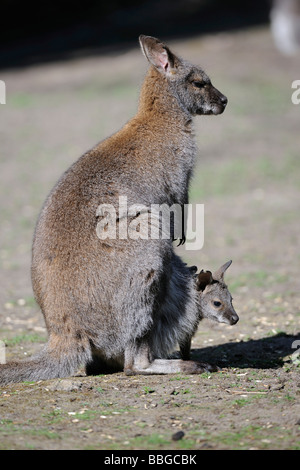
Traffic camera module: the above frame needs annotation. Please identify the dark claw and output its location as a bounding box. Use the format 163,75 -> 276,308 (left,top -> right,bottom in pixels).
176,235 -> 186,246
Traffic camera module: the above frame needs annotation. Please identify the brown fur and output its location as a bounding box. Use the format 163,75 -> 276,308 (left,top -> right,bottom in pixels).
0,36 -> 230,384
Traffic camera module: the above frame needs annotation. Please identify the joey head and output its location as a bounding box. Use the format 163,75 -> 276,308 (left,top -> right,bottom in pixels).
196,260 -> 239,326
179,260 -> 239,362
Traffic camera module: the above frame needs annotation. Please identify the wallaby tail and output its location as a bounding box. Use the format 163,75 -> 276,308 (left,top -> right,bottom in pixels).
0,336 -> 91,386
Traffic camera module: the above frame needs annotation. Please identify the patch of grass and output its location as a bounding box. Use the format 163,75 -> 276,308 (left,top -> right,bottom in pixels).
75,410 -> 98,421
42,409 -> 63,424
190,158 -> 247,199
190,153 -> 300,200
4,333 -> 47,347
26,428 -> 61,440
231,392 -> 270,407
0,419 -> 13,425
177,437 -> 199,449
85,432 -> 173,451
212,424 -> 300,450
200,372 -> 212,378
232,398 -> 251,407
212,425 -> 264,449
9,92 -> 37,108
24,296 -> 38,307
4,296 -> 38,308
69,405 -> 134,422
169,374 -> 191,381
227,271 -> 289,294
127,433 -> 171,449
0,421 -> 61,441
143,386 -> 155,394
0,422 -> 20,436
283,393 -> 296,402
266,329 -> 286,337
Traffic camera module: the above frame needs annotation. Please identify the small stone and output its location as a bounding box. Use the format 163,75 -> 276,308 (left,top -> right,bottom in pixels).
48,379 -> 82,392
4,303 -> 14,310
172,431 -> 185,441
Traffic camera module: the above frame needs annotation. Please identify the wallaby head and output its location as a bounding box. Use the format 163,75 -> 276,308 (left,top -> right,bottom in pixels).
139,34 -> 228,116
195,260 -> 239,325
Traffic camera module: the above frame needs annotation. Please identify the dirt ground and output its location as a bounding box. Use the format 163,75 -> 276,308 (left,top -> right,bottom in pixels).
0,26 -> 299,450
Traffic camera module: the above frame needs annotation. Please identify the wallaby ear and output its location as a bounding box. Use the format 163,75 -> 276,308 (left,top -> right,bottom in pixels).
212,260 -> 232,282
196,270 -> 214,291
139,35 -> 178,74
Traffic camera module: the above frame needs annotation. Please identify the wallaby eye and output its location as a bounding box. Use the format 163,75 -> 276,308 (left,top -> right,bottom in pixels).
193,81 -> 205,89
213,301 -> 222,308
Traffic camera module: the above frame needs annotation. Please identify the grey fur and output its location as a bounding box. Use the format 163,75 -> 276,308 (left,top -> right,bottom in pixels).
0,36 -> 231,385
124,255 -> 238,375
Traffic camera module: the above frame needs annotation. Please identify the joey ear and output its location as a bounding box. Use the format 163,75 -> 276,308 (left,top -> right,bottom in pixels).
212,260 -> 232,282
139,35 -> 177,74
188,265 -> 198,275
196,270 -> 213,291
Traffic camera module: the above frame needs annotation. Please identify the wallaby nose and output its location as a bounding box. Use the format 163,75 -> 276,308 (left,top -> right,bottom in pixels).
221,95 -> 228,106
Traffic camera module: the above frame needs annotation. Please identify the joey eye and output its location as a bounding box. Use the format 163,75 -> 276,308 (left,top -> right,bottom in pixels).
213,301 -> 222,308
193,81 -> 205,89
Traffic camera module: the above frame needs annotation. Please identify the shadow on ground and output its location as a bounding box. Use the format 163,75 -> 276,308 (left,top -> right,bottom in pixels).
85,333 -> 300,376
192,333 -> 300,369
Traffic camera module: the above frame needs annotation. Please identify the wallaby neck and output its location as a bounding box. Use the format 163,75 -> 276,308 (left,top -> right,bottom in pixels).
137,66 -> 193,129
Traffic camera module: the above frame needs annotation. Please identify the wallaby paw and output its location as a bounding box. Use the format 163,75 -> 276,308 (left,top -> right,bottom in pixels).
181,360 -> 219,374
176,235 -> 186,246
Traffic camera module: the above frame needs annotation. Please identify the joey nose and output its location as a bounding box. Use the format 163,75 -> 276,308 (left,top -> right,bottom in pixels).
230,313 -> 239,325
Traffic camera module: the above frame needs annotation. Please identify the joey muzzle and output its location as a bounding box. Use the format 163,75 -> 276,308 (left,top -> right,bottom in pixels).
228,311 -> 239,325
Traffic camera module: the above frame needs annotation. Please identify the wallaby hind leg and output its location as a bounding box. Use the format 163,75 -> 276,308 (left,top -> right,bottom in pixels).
124,339 -> 218,376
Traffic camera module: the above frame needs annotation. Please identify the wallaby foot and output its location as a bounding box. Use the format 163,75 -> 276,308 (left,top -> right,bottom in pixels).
124,357 -> 218,376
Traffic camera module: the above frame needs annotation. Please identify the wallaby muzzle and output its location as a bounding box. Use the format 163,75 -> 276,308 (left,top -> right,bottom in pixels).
211,88 -> 228,115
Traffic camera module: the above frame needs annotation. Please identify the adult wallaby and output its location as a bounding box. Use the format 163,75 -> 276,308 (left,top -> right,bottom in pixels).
0,35 -> 229,384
